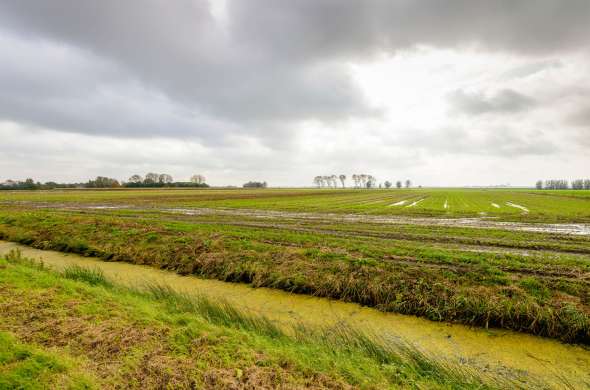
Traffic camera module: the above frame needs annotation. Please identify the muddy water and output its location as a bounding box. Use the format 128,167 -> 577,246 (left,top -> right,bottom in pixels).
1,241 -> 589,387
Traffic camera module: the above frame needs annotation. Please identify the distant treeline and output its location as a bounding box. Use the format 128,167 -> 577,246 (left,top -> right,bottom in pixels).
313,174 -> 412,189
243,181 -> 268,188
1,173 -> 209,190
123,173 -> 208,188
535,179 -> 590,190
0,179 -> 83,190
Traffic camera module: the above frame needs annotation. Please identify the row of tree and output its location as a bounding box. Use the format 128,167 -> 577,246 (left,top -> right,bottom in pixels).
243,181 -> 268,188
124,173 -> 208,188
535,179 -> 590,190
1,173 -> 209,190
0,178 -> 84,190
313,175 -> 412,189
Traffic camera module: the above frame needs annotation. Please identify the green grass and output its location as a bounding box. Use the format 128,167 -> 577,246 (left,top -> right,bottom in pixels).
1,204 -> 589,344
0,254 -> 526,389
1,187 -> 590,222
0,332 -> 92,389
62,265 -> 112,287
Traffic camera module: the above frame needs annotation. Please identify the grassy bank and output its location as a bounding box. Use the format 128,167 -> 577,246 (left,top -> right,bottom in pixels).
0,250 -> 521,389
0,208 -> 589,344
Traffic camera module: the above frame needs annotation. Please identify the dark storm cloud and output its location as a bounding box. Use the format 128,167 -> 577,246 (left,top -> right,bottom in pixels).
0,0 -> 374,134
448,89 -> 537,116
0,0 -> 588,142
0,0 -> 589,189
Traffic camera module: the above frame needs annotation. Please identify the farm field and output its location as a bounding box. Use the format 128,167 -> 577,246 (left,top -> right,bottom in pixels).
2,187 -> 590,223
1,188 -> 590,388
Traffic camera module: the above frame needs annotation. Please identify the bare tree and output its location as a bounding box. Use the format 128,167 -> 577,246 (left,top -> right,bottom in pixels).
535,180 -> 543,190
585,179 -> 590,190
128,174 -> 143,184
158,174 -> 173,184
572,179 -> 585,190
313,176 -> 322,188
190,174 -> 206,184
405,179 -> 411,188
544,179 -> 569,189
396,181 -> 402,189
144,172 -> 159,184
360,174 -> 367,188
384,181 -> 392,188
352,174 -> 359,188
339,174 -> 346,188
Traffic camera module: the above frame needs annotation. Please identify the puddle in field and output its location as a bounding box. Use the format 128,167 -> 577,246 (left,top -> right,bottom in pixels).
406,198 -> 425,207
6,201 -> 590,236
159,207 -> 590,236
506,202 -> 530,213
1,241 -> 589,388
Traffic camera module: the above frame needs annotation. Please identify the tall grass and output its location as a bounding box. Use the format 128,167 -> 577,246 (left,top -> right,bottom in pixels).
0,253 -> 548,388
145,283 -> 283,338
61,265 -> 112,287
143,283 -> 521,389
4,248 -> 46,270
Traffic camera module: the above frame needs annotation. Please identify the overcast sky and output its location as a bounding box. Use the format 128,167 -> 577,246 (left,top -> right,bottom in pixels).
1,0 -> 589,186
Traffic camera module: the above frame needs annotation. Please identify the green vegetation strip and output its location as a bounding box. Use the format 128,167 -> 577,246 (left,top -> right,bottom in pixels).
0,250 -> 529,389
1,209 -> 589,344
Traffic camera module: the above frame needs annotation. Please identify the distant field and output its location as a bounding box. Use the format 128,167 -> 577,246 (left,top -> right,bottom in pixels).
0,187 -> 589,344
1,187 -> 590,222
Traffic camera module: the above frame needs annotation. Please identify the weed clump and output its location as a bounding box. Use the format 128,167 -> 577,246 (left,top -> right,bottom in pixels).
62,265 -> 112,287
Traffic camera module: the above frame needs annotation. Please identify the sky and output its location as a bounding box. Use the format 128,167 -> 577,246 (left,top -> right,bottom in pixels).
0,0 -> 589,187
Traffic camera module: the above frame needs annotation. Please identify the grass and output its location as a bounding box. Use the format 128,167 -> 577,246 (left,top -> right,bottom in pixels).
0,332 -> 93,390
1,187 -> 590,222
0,252 -> 527,389
62,265 -> 112,287
1,205 -> 588,344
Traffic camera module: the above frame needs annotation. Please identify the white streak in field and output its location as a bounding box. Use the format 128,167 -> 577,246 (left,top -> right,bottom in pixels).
506,202 -> 529,213
444,200 -> 448,209
491,203 -> 500,208
389,200 -> 407,206
406,198 -> 425,208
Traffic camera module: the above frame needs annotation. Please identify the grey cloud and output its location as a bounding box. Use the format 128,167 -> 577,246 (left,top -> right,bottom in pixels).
0,1 -> 587,186
0,0 -> 375,131
230,0 -> 590,59
0,0 -> 587,142
566,107 -> 590,146
500,60 -> 563,80
567,106 -> 590,128
400,127 -> 555,157
448,89 -> 537,116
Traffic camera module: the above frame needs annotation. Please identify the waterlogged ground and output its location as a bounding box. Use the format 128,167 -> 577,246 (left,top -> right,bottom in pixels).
1,188 -> 589,387
1,190 -> 590,344
1,187 -> 590,223
1,241 -> 589,388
